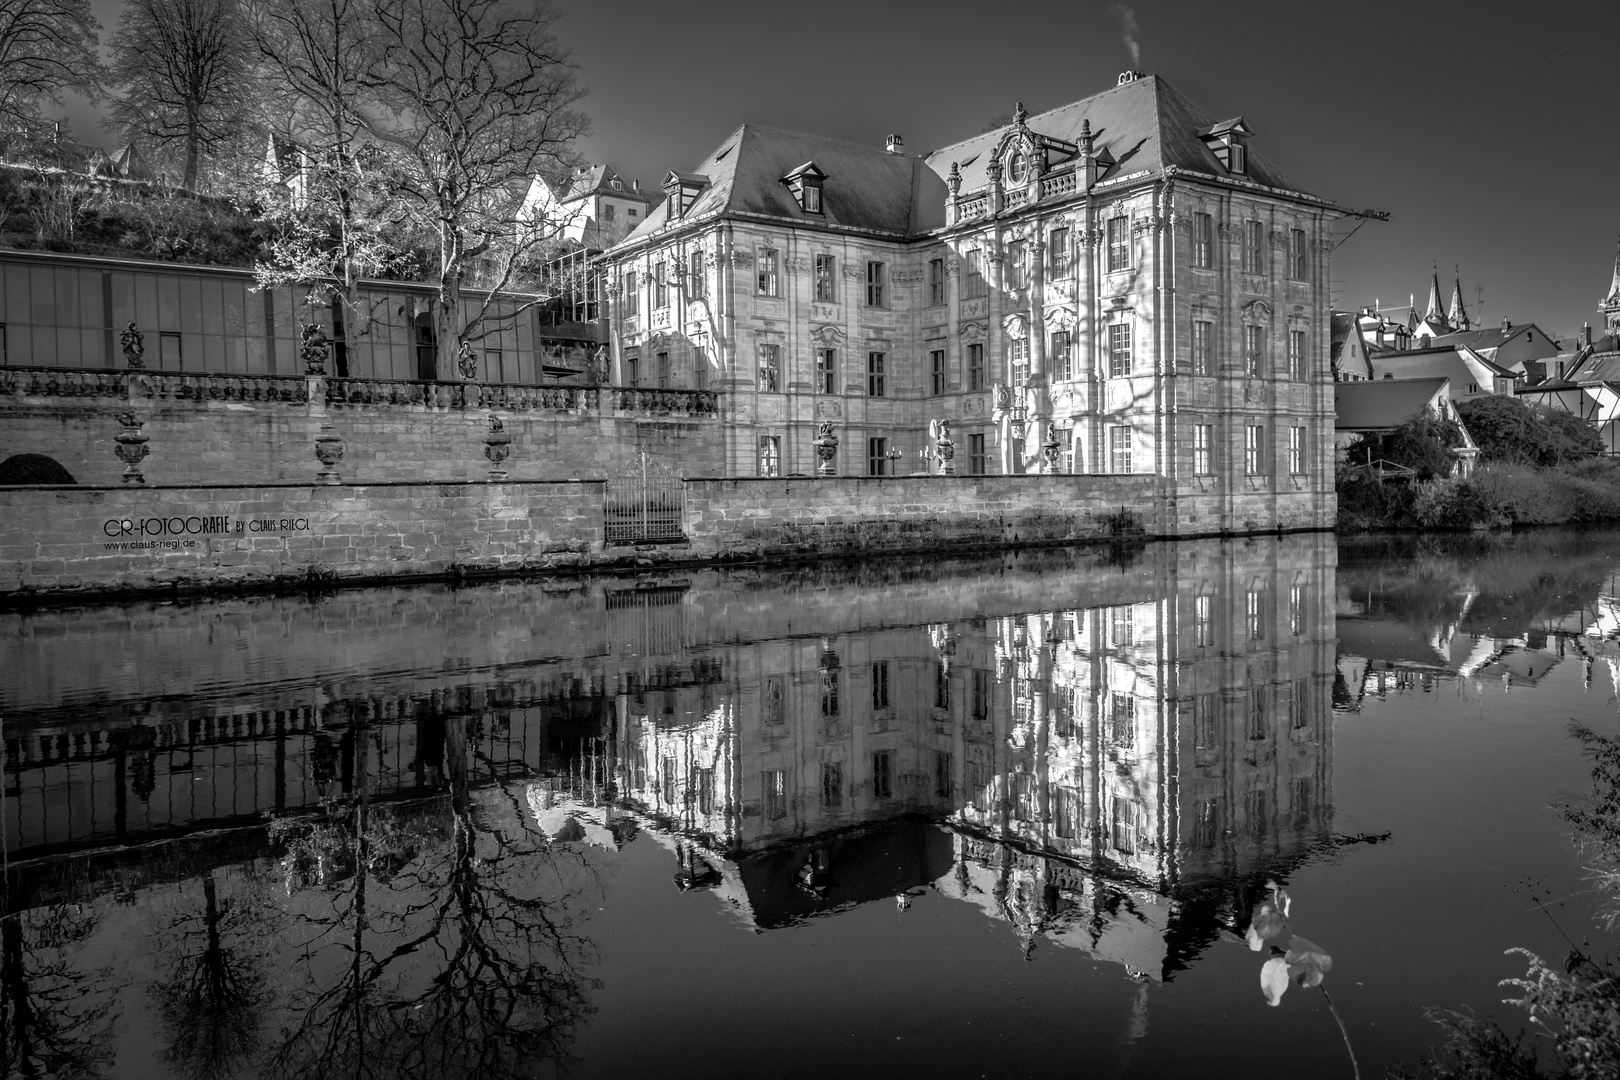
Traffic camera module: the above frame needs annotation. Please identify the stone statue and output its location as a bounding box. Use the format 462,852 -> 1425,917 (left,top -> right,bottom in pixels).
457,339 -> 478,380
299,323 -> 329,376
589,344 -> 610,385
119,323 -> 145,369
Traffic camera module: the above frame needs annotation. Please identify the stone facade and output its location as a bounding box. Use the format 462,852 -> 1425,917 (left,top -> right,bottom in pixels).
603,73 -> 1344,533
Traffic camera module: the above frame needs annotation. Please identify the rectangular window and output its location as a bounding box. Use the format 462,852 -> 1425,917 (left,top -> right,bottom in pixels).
689,250 -> 705,299
868,436 -> 888,476
1290,584 -> 1306,636
1246,424 -> 1267,475
865,261 -> 885,307
814,254 -> 837,302
934,751 -> 952,799
866,351 -> 885,397
693,767 -> 714,815
1193,212 -> 1213,269
1055,425 -> 1073,474
963,249 -> 987,299
654,262 -> 667,308
694,348 -> 709,391
1008,335 -> 1027,384
485,349 -> 503,382
1110,692 -> 1136,751
1107,216 -> 1130,272
821,762 -> 843,807
1243,220 -> 1264,274
1291,228 -> 1308,281
1194,423 -> 1213,475
971,669 -> 991,719
1248,589 -> 1266,642
816,347 -> 836,394
764,769 -> 788,820
758,435 -> 781,477
1193,319 -> 1212,375
1050,330 -> 1071,382
758,248 -> 779,296
930,349 -> 946,396
1111,605 -> 1135,647
871,662 -> 890,709
625,353 -> 640,387
872,751 -> 893,799
1289,426 -> 1306,475
602,203 -> 615,222
1248,691 -> 1268,741
967,342 -> 985,391
159,331 -> 182,369
934,664 -> 951,709
758,342 -> 780,391
969,432 -> 986,475
1049,227 -> 1070,278
1194,594 -> 1214,646
821,665 -> 840,716
1005,240 -> 1026,289
766,677 -> 787,724
623,271 -> 638,317
1110,426 -> 1133,474
928,258 -> 945,306
1289,329 -> 1306,380
1245,324 -> 1264,377
652,350 -> 669,388
1109,322 -> 1132,378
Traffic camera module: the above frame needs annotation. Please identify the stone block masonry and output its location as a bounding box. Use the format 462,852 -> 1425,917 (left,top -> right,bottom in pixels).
1,472 -> 1182,600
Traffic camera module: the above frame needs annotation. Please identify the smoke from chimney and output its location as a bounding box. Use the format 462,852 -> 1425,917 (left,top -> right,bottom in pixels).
1113,5 -> 1141,68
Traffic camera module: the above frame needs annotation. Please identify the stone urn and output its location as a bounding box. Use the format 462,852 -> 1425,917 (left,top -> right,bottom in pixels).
484,414 -> 511,480
314,424 -> 345,484
813,422 -> 839,477
1041,424 -> 1062,473
931,419 -> 956,476
114,411 -> 150,484
300,323 -> 329,376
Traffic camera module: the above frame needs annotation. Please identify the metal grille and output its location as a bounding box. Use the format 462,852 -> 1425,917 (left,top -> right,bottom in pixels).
604,451 -> 685,545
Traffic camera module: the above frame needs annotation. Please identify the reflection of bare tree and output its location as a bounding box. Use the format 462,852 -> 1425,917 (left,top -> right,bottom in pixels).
148,867 -> 282,1080
269,714 -> 601,1080
0,903 -> 122,1077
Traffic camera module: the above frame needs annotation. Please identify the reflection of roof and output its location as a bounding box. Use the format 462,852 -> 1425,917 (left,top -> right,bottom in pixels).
1334,377 -> 1447,430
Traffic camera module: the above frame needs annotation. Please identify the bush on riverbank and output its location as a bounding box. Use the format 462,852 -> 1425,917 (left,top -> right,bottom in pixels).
1340,458 -> 1620,531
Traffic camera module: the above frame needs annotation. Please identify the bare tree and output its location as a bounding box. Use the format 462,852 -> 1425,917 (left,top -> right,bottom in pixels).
0,0 -> 103,140
355,0 -> 589,380
246,0 -> 417,351
108,0 -> 257,190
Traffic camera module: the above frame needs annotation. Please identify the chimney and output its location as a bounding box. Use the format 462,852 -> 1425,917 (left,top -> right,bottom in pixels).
886,134 -> 903,154
632,179 -> 639,193
1584,322 -> 1593,347
1502,316 -> 1512,331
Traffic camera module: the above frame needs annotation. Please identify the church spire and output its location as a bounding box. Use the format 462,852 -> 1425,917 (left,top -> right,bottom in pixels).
1603,234 -> 1620,336
1424,266 -> 1445,324
1449,268 -> 1471,331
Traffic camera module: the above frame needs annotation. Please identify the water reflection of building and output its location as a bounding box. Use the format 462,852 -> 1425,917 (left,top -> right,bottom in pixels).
595,533 -> 1337,978
2,535 -> 1336,985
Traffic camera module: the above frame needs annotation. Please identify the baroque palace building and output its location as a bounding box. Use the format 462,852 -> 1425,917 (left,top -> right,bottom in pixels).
602,72 -> 1346,532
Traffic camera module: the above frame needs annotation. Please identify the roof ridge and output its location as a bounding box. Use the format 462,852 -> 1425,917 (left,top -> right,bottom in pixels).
929,74 -> 1161,159
735,123 -> 907,157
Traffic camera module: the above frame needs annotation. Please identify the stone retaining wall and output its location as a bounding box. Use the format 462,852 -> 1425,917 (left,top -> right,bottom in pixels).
1,472 -> 1179,600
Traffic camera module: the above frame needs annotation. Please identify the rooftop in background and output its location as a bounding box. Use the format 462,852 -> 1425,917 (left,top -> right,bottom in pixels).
1334,377 -> 1451,431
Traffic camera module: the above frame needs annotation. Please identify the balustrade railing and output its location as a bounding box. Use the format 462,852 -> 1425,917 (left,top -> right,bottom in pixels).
2,365 -> 720,417
1041,170 -> 1077,198
957,195 -> 988,219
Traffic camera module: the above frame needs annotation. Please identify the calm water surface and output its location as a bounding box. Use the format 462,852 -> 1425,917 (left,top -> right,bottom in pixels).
4,530 -> 1619,1079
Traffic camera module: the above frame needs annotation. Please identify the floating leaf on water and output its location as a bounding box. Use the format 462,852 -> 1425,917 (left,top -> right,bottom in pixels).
1246,901 -> 1289,950
1261,954 -> 1290,1006
1285,936 -> 1333,988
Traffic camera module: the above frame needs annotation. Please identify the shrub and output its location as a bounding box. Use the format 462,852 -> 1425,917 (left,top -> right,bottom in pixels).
1457,395 -> 1602,466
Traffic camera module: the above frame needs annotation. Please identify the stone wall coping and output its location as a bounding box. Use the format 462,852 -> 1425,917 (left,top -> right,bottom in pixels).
0,478 -> 606,492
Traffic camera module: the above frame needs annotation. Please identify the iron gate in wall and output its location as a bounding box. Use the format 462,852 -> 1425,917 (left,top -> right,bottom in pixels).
604,451 -> 685,545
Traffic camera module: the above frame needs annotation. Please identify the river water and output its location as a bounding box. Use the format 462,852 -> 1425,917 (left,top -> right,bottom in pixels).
3,530 -> 1618,1079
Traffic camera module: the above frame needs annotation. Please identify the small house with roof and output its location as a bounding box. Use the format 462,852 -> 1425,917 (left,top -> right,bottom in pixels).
1333,376 -> 1477,474
1514,236 -> 1620,451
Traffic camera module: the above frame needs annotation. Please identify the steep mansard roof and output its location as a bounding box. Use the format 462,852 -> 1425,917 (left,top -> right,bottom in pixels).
924,74 -> 1311,198
616,74 -> 1323,251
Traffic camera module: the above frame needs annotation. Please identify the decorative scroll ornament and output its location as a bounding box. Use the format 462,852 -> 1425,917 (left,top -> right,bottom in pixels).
300,323 -> 329,375
1044,306 -> 1077,331
119,323 -> 145,369
959,321 -> 988,343
1241,299 -> 1274,322
1002,312 -> 1029,341
810,324 -> 846,347
813,422 -> 839,476
113,411 -> 149,484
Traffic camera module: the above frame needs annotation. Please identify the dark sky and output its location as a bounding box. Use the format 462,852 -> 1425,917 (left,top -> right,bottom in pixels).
71,0 -> 1619,344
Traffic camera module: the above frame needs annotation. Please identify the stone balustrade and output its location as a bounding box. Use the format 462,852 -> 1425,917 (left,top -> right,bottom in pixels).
1041,170 -> 1077,198
958,195 -> 988,220
2,366 -> 720,417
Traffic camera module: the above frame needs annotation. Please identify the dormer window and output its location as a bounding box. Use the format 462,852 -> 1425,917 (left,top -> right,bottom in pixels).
610,177 -> 622,190
1200,118 -> 1253,176
782,161 -> 827,215
662,170 -> 710,217
1006,149 -> 1029,184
